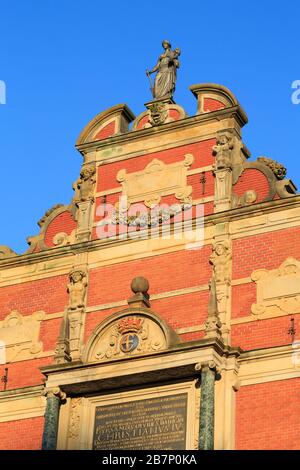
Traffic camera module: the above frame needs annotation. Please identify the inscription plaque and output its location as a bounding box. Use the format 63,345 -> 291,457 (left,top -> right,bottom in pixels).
93,393 -> 188,450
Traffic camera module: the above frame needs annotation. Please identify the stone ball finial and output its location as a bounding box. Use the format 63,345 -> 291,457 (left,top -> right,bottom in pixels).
131,277 -> 149,294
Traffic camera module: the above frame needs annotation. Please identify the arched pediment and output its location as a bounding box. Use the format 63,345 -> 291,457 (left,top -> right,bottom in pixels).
83,307 -> 180,364
76,104 -> 135,146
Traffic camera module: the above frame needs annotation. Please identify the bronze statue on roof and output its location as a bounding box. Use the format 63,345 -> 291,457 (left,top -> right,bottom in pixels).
146,40 -> 180,100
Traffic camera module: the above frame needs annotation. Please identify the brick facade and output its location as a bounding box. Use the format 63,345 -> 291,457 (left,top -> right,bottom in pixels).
0,83 -> 299,450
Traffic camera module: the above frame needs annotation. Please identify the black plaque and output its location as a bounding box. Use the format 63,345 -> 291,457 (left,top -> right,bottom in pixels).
92,393 -> 188,450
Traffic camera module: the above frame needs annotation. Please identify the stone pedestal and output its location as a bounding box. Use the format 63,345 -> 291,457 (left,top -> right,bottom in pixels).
76,200 -> 94,243
214,168 -> 232,213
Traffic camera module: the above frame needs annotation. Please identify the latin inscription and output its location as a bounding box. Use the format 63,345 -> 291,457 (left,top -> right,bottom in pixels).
93,393 -> 188,450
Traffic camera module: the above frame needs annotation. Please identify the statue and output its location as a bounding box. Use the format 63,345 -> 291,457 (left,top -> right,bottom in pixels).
146,40 -> 180,100
209,241 -> 232,283
74,165 -> 96,203
212,134 -> 234,170
67,269 -> 87,310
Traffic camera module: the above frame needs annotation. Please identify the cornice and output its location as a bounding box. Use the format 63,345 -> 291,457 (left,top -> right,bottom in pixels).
0,194 -> 299,270
76,105 -> 246,156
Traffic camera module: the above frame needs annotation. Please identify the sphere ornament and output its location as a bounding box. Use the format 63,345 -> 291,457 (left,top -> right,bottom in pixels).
131,276 -> 149,294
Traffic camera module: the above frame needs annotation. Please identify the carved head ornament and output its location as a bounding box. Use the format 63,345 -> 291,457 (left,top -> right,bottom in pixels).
69,269 -> 86,284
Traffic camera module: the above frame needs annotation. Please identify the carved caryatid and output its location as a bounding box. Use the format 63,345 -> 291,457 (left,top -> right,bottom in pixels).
67,269 -> 87,310
209,241 -> 232,283
212,134 -> 234,170
73,165 -> 96,203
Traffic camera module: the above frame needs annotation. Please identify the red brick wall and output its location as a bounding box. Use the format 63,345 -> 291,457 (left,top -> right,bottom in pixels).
0,274 -> 68,318
87,247 -> 211,307
232,226 -> 300,279
231,315 -> 300,350
84,291 -> 209,345
231,283 -> 256,319
236,378 -> 300,449
0,416 -> 44,450
94,121 -> 115,140
233,168 -> 271,203
0,357 -> 52,390
44,211 -> 77,248
40,318 -> 62,351
97,139 -> 216,192
203,98 -> 225,112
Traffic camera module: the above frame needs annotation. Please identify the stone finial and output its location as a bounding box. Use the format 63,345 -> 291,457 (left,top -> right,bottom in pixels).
128,276 -> 150,308
54,310 -> 71,364
204,278 -> 222,340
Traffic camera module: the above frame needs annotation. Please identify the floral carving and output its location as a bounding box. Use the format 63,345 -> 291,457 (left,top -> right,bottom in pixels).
257,156 -> 287,180
110,202 -> 191,227
68,398 -> 82,439
38,204 -> 64,228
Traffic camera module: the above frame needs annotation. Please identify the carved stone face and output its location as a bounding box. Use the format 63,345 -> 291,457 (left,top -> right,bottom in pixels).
215,244 -> 225,256
70,271 -> 83,283
218,135 -> 228,145
162,40 -> 171,50
80,167 -> 94,181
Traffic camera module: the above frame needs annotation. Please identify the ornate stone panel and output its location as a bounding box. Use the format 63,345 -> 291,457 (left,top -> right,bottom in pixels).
0,310 -> 45,362
116,154 -> 194,208
251,258 -> 300,318
88,315 -> 166,362
84,308 -> 180,364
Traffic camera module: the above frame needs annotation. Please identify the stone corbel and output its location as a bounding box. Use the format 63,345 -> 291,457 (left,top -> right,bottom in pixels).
68,308 -> 85,361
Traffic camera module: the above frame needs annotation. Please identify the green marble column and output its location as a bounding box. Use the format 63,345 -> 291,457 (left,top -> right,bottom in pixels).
42,388 -> 65,450
198,363 -> 216,450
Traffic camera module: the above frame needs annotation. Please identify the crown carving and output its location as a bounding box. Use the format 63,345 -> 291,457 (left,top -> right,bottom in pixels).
117,317 -> 143,334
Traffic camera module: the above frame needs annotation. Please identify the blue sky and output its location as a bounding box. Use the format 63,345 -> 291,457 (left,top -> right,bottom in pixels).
0,1 -> 299,253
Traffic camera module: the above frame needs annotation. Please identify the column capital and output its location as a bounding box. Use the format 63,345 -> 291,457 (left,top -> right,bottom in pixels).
43,387 -> 67,401
195,361 -> 222,378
